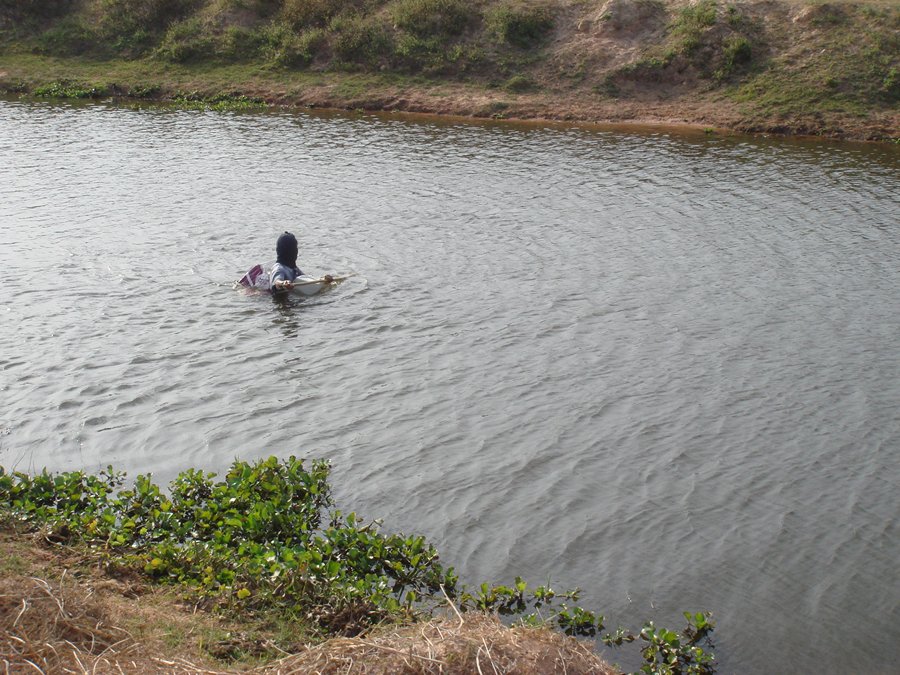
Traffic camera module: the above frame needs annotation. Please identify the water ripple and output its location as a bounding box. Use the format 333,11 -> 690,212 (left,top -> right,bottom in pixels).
2,99 -> 899,673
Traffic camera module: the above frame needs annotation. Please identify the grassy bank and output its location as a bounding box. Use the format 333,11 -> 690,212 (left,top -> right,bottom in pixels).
1,457 -> 716,674
0,0 -> 897,140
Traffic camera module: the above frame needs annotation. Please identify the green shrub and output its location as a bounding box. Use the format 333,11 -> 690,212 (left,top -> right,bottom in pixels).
295,25 -> 329,61
330,14 -> 392,66
612,55 -> 671,83
391,0 -> 474,39
156,17 -> 216,62
391,32 -> 480,73
716,34 -> 752,79
811,4 -> 846,26
674,0 -> 718,32
670,0 -> 718,55
281,0 -> 361,28
0,0 -> 74,21
92,0 -> 202,55
504,73 -> 534,91
260,21 -> 296,62
97,0 -> 201,35
882,66 -> 900,102
219,25 -> 266,60
392,33 -> 442,66
724,3 -> 745,29
486,2 -> 554,49
262,22 -> 327,67
35,16 -> 97,56
282,0 -> 329,27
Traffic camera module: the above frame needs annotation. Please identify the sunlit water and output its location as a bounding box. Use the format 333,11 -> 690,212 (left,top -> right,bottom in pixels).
1,99 -> 898,672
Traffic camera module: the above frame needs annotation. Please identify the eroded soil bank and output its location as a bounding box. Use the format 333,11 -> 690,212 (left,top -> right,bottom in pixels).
1,0 -> 897,141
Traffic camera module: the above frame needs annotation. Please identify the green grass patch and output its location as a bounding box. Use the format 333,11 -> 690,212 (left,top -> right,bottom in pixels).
0,551 -> 27,575
728,8 -> 900,115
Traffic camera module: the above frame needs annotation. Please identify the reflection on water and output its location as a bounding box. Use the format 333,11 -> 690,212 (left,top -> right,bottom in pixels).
1,99 -> 899,673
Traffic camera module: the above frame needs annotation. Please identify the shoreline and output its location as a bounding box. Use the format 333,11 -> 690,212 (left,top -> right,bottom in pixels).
0,458 -> 715,673
2,0 -> 898,144
1,54 -> 897,143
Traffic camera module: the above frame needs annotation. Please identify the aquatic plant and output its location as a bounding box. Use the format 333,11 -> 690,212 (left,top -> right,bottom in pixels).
32,79 -> 107,98
171,90 -> 267,110
0,457 -> 453,633
0,457 -> 715,673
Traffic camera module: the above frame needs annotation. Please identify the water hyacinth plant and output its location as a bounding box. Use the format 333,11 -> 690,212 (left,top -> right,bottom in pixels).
0,456 -> 715,672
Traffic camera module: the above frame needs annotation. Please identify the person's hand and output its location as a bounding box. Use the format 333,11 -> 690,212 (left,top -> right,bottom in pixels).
283,280 -> 294,290
323,275 -> 334,284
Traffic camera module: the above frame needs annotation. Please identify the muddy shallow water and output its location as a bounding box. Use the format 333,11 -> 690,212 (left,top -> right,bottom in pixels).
2,100 -> 898,672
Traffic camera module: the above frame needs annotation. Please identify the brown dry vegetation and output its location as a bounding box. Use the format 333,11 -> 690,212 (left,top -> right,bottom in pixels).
0,532 -> 615,675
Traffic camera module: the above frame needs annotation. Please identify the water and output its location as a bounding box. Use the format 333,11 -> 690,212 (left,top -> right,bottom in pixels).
1,99 -> 898,673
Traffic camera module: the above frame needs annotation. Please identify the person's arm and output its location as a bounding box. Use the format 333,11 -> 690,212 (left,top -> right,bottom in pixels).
270,267 -> 294,292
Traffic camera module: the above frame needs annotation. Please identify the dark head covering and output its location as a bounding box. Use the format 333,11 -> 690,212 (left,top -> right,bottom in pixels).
276,231 -> 298,268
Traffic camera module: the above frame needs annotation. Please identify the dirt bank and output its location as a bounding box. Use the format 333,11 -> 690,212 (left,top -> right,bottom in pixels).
1,0 -> 897,141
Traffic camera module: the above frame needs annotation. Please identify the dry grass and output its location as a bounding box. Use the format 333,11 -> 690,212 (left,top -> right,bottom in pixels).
0,573 -> 218,674
0,533 -> 615,675
261,614 -> 616,674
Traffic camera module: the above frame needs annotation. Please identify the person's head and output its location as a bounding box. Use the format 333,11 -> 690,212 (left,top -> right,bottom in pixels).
276,231 -> 298,268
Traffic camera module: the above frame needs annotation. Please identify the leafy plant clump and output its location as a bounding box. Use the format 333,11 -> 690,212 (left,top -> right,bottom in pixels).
0,457 -> 452,633
0,458 -> 716,673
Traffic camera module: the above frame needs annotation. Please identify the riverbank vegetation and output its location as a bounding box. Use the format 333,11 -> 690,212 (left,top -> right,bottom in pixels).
1,457 -> 715,673
0,0 -> 897,139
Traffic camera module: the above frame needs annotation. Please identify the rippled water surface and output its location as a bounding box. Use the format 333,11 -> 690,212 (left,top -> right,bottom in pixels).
2,99 -> 899,672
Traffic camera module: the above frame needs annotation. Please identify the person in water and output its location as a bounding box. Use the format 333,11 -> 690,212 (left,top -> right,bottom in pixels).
269,231 -> 332,293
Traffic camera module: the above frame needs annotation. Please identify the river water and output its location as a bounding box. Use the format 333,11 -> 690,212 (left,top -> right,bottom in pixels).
1,99 -> 898,672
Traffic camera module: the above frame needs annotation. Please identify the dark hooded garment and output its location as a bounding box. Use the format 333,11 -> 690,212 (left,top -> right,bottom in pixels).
276,231 -> 299,269
270,231 -> 303,292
